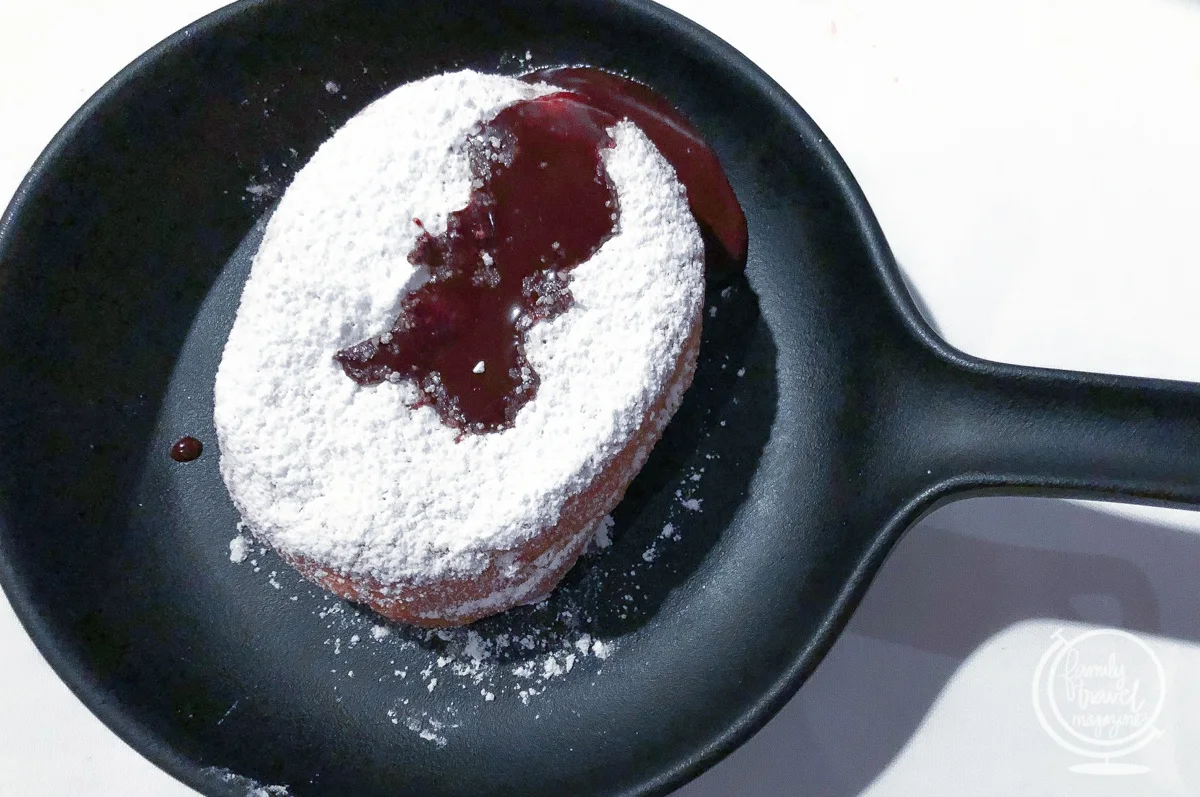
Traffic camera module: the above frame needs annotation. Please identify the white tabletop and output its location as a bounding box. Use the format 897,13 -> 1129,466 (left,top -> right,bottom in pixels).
3,0 -> 1200,794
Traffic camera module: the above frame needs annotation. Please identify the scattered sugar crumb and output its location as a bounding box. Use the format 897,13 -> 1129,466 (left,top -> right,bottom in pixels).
463,631 -> 487,662
418,729 -> 446,746
203,768 -> 292,796
593,515 -> 614,549
324,80 -> 340,93
681,498 -> 703,512
228,535 -> 250,563
244,182 -> 277,199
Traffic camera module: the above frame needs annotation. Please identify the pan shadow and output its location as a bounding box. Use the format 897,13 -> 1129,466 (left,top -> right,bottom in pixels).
675,496 -> 1200,796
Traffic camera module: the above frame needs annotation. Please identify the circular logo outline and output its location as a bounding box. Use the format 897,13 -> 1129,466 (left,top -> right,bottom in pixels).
1031,627 -> 1166,764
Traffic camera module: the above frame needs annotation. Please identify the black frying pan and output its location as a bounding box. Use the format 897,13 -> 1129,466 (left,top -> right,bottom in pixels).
2,1 -> 1199,795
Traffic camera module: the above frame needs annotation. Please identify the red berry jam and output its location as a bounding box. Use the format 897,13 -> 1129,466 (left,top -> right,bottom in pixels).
335,68 -> 747,435
334,93 -> 619,433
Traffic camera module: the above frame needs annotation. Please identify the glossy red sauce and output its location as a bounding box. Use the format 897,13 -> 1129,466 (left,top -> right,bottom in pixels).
523,67 -> 747,274
335,68 -> 746,434
334,93 -> 618,433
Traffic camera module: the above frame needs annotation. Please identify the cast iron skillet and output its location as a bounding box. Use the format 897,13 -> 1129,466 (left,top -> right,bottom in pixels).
2,0 -> 1199,795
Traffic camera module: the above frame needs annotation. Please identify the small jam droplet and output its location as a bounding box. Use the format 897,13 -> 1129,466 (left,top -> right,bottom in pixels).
170,436 -> 203,462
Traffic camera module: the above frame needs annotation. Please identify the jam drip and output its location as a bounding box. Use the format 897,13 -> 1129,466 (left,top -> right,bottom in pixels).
334,94 -> 619,433
523,67 -> 748,275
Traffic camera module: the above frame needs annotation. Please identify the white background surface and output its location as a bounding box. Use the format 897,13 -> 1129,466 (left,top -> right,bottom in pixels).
3,0 -> 1200,794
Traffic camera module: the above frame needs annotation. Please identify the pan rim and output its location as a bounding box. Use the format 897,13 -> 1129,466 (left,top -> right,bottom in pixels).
0,0 -> 944,794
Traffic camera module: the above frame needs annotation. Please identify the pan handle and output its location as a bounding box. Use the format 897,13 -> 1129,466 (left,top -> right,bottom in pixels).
906,346 -> 1200,507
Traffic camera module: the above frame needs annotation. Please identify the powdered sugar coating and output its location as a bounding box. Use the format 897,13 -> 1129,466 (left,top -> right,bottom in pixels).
214,70 -> 704,586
